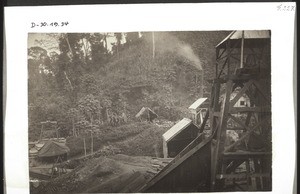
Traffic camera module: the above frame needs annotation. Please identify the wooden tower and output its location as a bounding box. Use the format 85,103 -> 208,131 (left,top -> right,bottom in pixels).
209,30 -> 272,191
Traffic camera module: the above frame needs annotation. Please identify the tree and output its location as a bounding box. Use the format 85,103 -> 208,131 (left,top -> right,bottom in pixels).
114,32 -> 122,57
125,32 -> 140,45
78,94 -> 100,125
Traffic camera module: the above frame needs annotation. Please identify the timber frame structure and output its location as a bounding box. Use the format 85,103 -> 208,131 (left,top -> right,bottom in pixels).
140,30 -> 271,192
209,30 -> 272,191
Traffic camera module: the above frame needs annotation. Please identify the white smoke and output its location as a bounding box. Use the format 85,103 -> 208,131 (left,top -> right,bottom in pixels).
150,32 -> 202,71
175,44 -> 202,70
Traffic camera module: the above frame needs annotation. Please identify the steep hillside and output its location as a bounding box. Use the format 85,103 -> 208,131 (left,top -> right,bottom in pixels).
28,31 -> 230,140
91,31 -> 230,121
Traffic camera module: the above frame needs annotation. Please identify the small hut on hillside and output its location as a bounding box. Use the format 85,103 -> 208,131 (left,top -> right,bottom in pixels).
162,118 -> 199,158
37,140 -> 70,163
135,107 -> 158,122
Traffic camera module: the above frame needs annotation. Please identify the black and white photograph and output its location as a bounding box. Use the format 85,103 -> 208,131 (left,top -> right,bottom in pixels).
27,30 -> 272,193
4,3 -> 296,194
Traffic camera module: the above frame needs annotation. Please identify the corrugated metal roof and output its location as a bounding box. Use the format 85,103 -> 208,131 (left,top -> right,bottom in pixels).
188,98 -> 208,110
162,118 -> 192,142
216,30 -> 270,48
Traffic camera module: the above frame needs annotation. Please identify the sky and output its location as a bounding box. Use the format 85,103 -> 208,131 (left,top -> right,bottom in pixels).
28,33 -> 128,55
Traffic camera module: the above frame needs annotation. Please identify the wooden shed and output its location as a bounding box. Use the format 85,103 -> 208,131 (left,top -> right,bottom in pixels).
135,107 -> 158,122
162,118 -> 199,158
37,140 -> 70,163
188,97 -> 209,127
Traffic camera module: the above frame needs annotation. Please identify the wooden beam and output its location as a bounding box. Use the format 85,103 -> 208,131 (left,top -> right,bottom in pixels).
240,31 -> 245,68
217,47 -> 227,59
229,106 -> 271,114
225,160 -> 245,173
213,112 -> 221,117
224,116 -> 269,152
211,80 -> 233,190
226,127 -> 246,131
230,80 -> 254,107
223,151 -> 271,159
217,57 -> 229,78
216,173 -> 270,179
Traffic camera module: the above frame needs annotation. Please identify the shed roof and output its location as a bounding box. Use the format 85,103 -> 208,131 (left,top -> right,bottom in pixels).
38,140 -> 70,157
135,107 -> 158,118
216,30 -> 271,48
188,98 -> 208,111
162,118 -> 193,142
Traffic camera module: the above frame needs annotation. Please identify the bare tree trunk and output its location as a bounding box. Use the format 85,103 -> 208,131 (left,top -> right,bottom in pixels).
81,38 -> 89,64
72,118 -> 76,137
104,34 -> 108,53
91,131 -> 94,155
65,34 -> 74,58
152,32 -> 155,59
89,112 -> 93,125
83,138 -> 87,156
64,71 -> 74,90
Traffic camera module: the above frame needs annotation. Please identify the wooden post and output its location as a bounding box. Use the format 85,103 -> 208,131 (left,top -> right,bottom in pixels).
90,112 -> 93,125
194,112 -> 198,126
152,32 -> 155,59
56,123 -> 59,139
211,80 -> 233,190
83,138 -> 87,156
72,118 -> 76,137
201,70 -> 204,97
227,40 -> 231,75
90,130 -> 94,155
216,47 -> 219,77
240,31 -> 245,68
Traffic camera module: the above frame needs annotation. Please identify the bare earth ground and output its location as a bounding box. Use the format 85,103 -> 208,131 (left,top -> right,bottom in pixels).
30,121 -> 173,193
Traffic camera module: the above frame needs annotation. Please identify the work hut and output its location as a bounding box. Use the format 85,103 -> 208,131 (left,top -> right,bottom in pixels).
162,118 -> 199,158
188,97 -> 209,127
37,140 -> 70,163
135,107 -> 158,122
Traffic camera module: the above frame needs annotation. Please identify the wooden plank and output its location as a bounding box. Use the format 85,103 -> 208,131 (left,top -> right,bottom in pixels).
141,135 -> 213,192
226,127 -> 246,131
229,106 -> 271,114
216,173 -> 270,179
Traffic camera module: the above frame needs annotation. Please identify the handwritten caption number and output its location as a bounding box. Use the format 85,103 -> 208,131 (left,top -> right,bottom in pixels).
31,22 -> 69,28
277,4 -> 295,11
